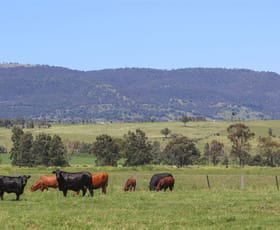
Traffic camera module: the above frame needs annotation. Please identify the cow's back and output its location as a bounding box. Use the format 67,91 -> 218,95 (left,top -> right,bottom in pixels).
92,173 -> 108,188
156,176 -> 175,191
149,173 -> 173,191
53,170 -> 93,197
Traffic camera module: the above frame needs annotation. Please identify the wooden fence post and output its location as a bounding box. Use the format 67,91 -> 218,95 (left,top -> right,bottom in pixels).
276,176 -> 279,191
206,175 -> 211,190
241,175 -> 244,190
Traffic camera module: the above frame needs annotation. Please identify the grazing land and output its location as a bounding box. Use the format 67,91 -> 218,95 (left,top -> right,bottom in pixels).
1,166 -> 280,229
1,120 -> 280,155
1,120 -> 280,228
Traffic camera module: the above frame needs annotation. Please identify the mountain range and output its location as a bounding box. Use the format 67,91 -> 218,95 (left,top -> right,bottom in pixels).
0,64 -> 279,122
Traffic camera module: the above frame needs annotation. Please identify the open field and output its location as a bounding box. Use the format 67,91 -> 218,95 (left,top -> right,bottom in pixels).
1,166 -> 280,229
1,120 -> 280,154
1,120 -> 280,229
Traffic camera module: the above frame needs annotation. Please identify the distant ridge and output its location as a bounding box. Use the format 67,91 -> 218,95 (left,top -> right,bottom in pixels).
0,64 -> 279,122
0,62 -> 38,68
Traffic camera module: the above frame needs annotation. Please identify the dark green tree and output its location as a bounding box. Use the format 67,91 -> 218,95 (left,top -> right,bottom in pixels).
123,129 -> 153,166
268,128 -> 273,137
150,141 -> 162,164
10,127 -> 24,165
91,134 -> 120,166
160,128 -> 171,139
17,132 -> 33,166
180,115 -> 189,127
32,133 -> 52,166
48,135 -> 69,166
227,123 -> 255,166
163,136 -> 200,167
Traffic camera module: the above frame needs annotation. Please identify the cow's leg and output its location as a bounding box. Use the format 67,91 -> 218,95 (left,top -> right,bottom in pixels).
81,188 -> 87,196
102,185 -> 106,194
88,187 -> 93,197
16,193 -> 20,201
0,191 -> 3,200
63,189 -> 68,197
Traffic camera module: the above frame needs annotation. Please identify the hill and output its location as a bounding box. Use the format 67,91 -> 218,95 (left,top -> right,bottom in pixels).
0,64 -> 280,122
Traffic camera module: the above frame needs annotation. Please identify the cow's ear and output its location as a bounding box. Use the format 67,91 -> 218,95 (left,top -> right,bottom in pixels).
27,175 -> 31,179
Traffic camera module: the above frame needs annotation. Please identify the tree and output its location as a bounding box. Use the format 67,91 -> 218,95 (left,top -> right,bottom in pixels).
91,134 -> 120,166
204,140 -> 225,165
32,133 -> 52,166
161,128 -> 171,139
180,115 -> 189,127
0,145 -> 7,153
123,129 -> 153,166
150,141 -> 162,164
268,128 -> 273,137
258,136 -> 280,166
10,127 -> 24,165
163,136 -> 200,167
48,135 -> 69,166
227,123 -> 255,166
17,132 -> 33,166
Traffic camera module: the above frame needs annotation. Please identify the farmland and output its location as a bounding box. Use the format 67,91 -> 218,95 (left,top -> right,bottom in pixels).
1,121 -> 280,229
1,120 -> 280,155
1,166 -> 280,229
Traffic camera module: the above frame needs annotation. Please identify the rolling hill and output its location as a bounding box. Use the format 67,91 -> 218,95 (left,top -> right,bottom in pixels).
0,64 -> 279,122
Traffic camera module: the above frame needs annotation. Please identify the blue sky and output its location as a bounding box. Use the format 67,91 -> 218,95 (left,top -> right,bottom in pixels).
1,0 -> 279,73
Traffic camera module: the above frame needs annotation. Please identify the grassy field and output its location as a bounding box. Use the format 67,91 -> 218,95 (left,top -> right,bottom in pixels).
1,120 -> 280,153
1,166 -> 280,229
1,121 -> 280,229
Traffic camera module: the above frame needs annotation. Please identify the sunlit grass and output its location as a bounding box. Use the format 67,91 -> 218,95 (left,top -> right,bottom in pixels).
1,166 -> 280,229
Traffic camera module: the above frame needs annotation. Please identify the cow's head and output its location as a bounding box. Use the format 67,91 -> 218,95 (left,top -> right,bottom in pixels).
52,170 -> 62,180
31,180 -> 42,192
52,170 -> 65,190
21,175 -> 31,186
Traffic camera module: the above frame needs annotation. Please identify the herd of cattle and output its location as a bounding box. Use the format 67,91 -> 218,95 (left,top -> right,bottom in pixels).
0,171 -> 175,200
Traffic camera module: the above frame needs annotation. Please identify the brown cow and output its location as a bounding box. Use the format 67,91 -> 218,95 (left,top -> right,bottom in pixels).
75,172 -> 109,195
31,175 -> 58,192
124,177 -> 136,192
156,176 -> 174,191
92,172 -> 109,194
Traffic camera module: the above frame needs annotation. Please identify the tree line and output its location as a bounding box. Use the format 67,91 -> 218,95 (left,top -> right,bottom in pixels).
7,123 -> 280,167
90,123 -> 280,167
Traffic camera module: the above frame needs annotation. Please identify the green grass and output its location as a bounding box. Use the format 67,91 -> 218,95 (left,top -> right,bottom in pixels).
2,120 -> 280,150
1,121 -> 280,228
1,166 -> 280,229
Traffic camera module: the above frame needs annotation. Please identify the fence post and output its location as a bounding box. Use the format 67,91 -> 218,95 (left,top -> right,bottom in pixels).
276,176 -> 279,191
241,175 -> 244,190
206,175 -> 211,190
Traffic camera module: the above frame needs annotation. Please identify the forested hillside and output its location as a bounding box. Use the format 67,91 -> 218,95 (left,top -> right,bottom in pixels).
0,64 -> 279,122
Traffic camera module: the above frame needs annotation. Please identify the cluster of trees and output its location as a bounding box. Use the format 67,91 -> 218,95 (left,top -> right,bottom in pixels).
0,118 -> 52,129
203,123 -> 280,167
90,128 -> 200,167
91,123 -> 280,167
7,123 -> 280,168
10,127 -> 68,167
180,115 -> 207,127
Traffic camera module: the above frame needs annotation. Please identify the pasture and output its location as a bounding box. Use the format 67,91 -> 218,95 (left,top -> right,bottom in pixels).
1,121 -> 280,229
1,166 -> 280,229
1,120 -> 280,154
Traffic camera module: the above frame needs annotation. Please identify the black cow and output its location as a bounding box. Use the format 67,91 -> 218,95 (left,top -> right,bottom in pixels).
149,173 -> 173,191
0,175 -> 31,200
52,170 -> 93,197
